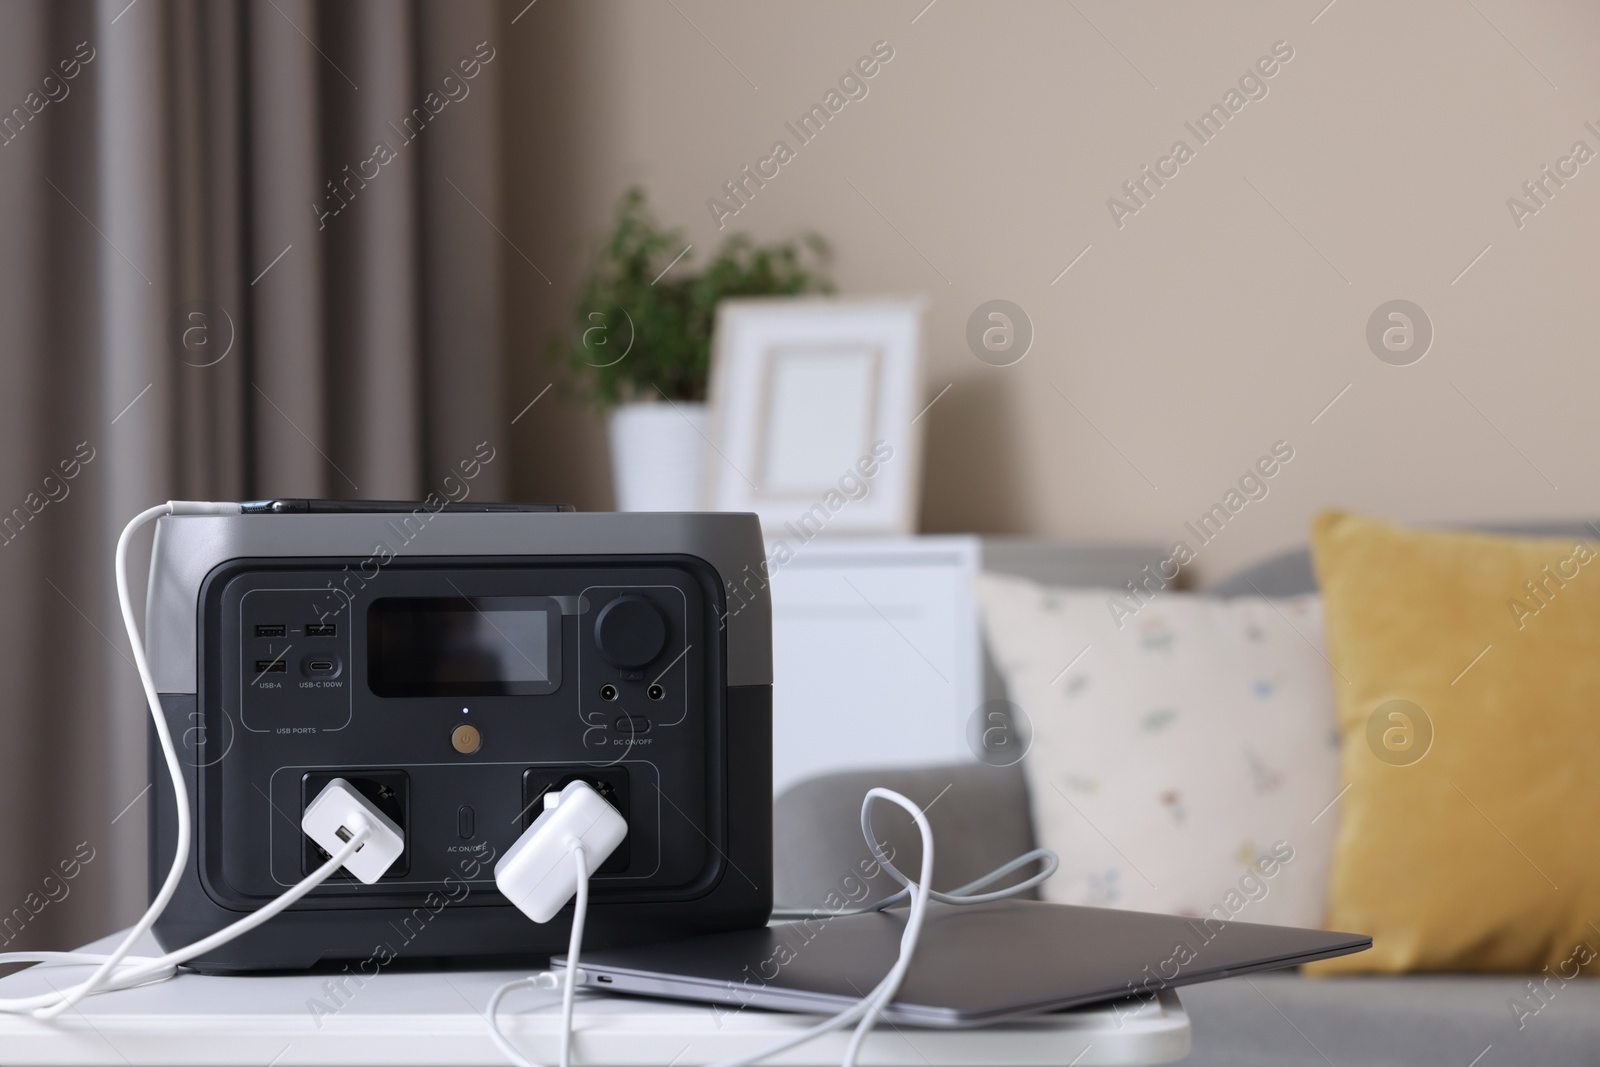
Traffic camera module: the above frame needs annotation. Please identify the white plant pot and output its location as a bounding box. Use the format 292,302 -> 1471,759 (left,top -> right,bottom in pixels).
607,401 -> 707,512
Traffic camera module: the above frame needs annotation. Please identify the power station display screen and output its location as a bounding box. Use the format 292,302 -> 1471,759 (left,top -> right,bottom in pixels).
368,597 -> 560,696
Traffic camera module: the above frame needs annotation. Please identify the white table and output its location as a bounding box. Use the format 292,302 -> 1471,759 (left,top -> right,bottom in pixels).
0,933 -> 1190,1066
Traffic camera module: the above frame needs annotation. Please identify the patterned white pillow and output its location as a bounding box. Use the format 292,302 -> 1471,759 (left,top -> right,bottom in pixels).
976,572 -> 1340,929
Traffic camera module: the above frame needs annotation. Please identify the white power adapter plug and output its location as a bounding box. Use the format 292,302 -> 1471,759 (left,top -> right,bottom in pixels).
494,780 -> 628,923
301,778 -> 406,884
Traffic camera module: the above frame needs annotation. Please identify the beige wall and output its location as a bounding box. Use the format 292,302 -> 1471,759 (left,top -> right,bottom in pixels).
503,0 -> 1600,584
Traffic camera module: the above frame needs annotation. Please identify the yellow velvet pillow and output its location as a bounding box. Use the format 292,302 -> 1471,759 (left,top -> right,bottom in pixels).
1308,510 -> 1600,974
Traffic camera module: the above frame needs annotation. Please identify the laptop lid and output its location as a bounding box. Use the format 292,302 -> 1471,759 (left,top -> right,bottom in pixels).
566,899 -> 1371,1028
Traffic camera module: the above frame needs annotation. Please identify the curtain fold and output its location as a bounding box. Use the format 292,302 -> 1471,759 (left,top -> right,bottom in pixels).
0,0 -> 509,951
324,0 -> 423,498
248,0 -> 329,497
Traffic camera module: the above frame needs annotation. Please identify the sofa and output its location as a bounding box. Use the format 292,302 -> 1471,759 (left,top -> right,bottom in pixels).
773,531 -> 1600,1066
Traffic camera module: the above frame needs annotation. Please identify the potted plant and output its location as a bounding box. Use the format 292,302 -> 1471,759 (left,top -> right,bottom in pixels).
553,187 -> 832,511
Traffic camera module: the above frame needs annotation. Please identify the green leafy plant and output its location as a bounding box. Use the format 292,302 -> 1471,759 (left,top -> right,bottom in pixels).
554,187 -> 833,408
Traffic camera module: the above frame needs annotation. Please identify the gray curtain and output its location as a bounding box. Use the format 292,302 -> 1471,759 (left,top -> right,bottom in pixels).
0,0 -> 508,952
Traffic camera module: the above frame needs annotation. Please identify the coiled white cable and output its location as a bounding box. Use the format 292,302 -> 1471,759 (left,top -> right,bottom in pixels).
770,844 -> 1058,921
488,787 -> 1048,1067
705,788 -> 938,1067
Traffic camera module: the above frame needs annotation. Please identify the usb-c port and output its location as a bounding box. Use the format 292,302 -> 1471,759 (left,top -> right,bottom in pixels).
255,624 -> 286,638
308,659 -> 336,674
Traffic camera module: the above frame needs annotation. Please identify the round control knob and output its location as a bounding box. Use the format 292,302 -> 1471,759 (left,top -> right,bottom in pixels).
593,595 -> 667,669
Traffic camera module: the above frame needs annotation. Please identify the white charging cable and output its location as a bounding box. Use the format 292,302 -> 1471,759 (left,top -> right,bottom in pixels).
0,823 -> 372,1013
4,502 -> 232,1017
488,787 -> 1041,1067
704,788 -> 937,1067
2,498 -> 1052,1062
0,501 -> 392,1018
559,844 -> 588,1067
770,843 -> 1058,921
487,845 -> 589,1067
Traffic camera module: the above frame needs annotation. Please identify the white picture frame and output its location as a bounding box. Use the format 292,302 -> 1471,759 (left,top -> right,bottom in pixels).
703,298 -> 927,538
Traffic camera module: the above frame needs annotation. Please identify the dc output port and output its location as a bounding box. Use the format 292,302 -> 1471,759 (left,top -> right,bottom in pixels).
647,684 -> 665,701
599,684 -> 618,701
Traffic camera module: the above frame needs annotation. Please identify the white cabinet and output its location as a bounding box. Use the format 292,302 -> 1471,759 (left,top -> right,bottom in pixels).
767,536 -> 1161,795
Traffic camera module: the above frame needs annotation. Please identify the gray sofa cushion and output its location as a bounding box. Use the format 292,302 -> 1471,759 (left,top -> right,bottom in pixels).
1208,521 -> 1600,597
774,762 -> 1035,911
774,765 -> 1600,1063
776,522 -> 1600,1061
1180,970 -> 1600,1066
776,764 -> 1600,1062
1206,545 -> 1319,598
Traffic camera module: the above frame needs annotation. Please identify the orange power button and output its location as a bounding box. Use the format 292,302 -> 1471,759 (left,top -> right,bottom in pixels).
451,723 -> 481,754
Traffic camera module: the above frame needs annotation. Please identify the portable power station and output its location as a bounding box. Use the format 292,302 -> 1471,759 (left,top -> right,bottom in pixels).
143,501 -> 771,972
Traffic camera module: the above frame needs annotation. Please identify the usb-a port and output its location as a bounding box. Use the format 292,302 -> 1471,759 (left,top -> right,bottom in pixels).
254,660 -> 288,674
305,623 -> 336,637
255,624 -> 287,638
